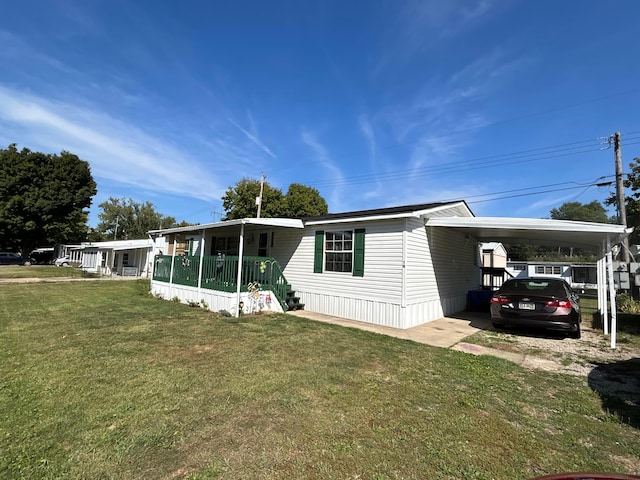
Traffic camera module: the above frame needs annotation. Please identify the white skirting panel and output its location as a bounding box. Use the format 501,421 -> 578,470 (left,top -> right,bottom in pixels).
403,294 -> 468,329
297,290 -> 404,328
298,290 -> 469,330
150,281 -> 284,315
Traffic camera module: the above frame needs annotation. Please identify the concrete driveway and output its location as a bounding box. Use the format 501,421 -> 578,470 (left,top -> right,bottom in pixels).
287,309 -> 491,348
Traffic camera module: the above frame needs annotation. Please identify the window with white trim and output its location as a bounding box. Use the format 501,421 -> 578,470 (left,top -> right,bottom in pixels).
535,265 -> 561,275
325,230 -> 353,272
314,229 -> 365,276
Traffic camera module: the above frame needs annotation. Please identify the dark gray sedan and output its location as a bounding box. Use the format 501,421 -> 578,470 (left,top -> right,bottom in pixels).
490,277 -> 581,338
0,252 -> 33,266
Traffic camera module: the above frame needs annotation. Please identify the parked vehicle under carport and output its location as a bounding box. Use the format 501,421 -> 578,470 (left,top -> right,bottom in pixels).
490,277 -> 582,339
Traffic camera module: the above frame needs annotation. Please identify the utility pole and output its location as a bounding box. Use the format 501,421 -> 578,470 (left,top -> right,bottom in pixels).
613,132 -> 630,262
256,172 -> 265,218
114,215 -> 119,241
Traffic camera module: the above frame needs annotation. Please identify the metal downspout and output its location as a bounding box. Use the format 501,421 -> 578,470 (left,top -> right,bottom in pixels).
235,221 -> 246,317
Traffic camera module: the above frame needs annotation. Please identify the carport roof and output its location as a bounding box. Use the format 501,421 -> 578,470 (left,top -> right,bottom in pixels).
425,216 -> 632,250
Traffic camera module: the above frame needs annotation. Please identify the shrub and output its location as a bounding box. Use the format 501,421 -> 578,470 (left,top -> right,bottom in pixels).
616,293 -> 640,314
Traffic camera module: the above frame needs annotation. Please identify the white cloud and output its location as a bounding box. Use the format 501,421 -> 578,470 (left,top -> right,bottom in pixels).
0,85 -> 225,201
300,130 -> 346,211
227,115 -> 277,159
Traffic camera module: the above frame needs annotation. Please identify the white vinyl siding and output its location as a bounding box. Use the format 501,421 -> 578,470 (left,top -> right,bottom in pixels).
278,220 -> 405,327
401,218 -> 478,327
275,213 -> 478,328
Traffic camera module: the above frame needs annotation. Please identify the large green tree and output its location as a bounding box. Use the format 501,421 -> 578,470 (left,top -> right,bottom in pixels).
221,178 -> 329,220
283,183 -> 328,217
606,156 -> 640,243
221,178 -> 284,220
0,144 -> 97,254
96,197 -> 179,240
549,200 -> 611,223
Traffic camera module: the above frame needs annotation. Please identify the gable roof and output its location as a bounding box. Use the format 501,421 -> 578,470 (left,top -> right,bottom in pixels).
303,201 -> 471,225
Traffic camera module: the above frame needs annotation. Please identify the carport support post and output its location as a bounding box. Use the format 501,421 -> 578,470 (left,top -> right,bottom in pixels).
606,250 -> 617,349
598,256 -> 608,335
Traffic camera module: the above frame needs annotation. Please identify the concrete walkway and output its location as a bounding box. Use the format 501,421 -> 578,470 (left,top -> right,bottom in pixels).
0,275 -> 145,284
287,309 -> 492,348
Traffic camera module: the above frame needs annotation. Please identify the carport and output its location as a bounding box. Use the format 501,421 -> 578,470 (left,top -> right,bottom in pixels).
425,216 -> 633,348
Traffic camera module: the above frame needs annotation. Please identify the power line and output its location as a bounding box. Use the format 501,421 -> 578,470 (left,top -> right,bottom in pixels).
308,144 -> 604,188
466,182 -> 609,205
295,133 -> 640,189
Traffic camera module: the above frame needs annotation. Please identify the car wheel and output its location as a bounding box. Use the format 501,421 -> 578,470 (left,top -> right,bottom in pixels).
23,260 -> 31,266
569,324 -> 581,339
62,262 -> 69,267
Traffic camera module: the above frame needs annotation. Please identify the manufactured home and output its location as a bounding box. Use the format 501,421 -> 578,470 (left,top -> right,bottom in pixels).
149,202 -> 630,330
58,239 -> 154,277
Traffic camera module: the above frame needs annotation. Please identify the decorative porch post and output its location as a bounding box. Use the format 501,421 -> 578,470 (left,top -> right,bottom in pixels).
169,235 -> 177,297
197,229 -> 206,302
235,221 -> 246,317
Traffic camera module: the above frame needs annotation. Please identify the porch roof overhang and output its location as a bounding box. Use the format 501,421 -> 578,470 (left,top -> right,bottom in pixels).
148,218 -> 304,236
425,216 -> 632,250
107,245 -> 153,251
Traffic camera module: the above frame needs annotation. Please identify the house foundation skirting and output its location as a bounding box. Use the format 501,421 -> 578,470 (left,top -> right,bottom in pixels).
297,290 -> 468,329
403,294 -> 468,329
150,281 -> 285,315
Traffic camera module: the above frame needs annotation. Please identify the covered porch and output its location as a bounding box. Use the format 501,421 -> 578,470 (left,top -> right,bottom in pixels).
148,218 -> 304,316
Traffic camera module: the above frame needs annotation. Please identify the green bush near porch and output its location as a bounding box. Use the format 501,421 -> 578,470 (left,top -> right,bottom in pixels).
1,280 -> 638,479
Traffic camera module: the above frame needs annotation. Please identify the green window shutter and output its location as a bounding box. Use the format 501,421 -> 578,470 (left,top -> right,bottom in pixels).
314,230 -> 324,273
353,229 -> 365,277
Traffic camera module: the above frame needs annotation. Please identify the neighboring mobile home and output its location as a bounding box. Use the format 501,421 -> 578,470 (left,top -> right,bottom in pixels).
506,260 -> 598,294
58,239 -> 154,277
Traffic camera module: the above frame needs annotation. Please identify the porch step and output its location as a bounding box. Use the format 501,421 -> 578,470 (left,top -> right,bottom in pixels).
285,288 -> 305,311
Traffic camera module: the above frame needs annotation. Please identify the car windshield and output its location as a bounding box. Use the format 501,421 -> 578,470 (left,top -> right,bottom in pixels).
500,280 -> 566,297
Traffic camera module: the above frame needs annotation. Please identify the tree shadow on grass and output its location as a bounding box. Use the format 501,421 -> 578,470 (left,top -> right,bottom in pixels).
588,357 -> 640,429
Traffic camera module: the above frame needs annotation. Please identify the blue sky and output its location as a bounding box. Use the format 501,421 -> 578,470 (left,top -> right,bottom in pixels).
1,1 -> 639,227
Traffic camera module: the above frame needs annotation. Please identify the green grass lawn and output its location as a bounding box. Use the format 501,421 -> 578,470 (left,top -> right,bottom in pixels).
1,281 -> 638,479
0,265 -> 87,279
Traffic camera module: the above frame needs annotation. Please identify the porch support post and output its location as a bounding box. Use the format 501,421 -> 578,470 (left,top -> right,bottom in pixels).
235,221 -> 246,317
169,235 -> 177,297
197,229 -> 205,302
